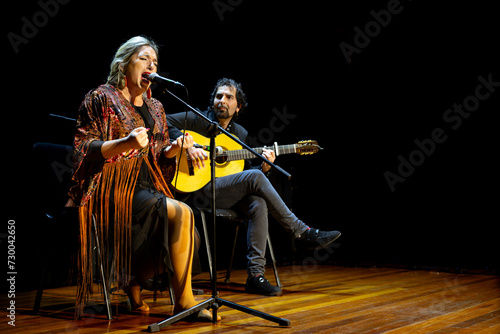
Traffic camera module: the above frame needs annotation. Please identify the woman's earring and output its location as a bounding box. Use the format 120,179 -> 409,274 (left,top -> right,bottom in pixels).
119,75 -> 127,89
147,87 -> 152,99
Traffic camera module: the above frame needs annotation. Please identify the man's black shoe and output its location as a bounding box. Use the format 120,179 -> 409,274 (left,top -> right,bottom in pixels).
298,228 -> 341,249
245,275 -> 282,296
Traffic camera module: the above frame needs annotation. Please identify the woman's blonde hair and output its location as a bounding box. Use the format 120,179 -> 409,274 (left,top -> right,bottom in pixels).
106,36 -> 159,89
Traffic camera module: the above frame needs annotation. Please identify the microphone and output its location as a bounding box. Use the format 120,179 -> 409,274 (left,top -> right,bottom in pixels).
193,143 -> 223,155
148,73 -> 184,86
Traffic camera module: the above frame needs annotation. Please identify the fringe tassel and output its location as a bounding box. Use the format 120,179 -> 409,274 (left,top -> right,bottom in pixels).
143,156 -> 174,199
74,154 -> 174,319
75,157 -> 141,319
74,152 -> 176,319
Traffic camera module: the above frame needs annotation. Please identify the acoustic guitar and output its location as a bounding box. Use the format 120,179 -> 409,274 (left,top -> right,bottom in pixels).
171,131 -> 322,193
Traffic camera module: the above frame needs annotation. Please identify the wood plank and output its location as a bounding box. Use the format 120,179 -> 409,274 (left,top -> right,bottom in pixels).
1,266 -> 498,333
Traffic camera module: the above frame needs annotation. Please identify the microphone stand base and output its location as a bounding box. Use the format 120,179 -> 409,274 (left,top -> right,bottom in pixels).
147,297 -> 290,332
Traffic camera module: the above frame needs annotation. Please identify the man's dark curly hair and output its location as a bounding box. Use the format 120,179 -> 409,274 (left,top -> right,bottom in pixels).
209,78 -> 248,116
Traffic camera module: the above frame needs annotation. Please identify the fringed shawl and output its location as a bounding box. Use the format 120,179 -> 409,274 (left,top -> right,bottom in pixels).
68,85 -> 175,319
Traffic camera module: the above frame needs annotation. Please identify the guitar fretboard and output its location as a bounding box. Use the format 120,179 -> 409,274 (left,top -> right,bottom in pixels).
220,144 -> 297,161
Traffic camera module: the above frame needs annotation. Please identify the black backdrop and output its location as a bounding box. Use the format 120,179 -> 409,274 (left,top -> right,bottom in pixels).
5,0 -> 498,290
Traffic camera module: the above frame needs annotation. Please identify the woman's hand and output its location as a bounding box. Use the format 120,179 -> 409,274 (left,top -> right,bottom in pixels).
174,132 -> 194,149
125,127 -> 149,150
164,132 -> 196,159
100,127 -> 149,159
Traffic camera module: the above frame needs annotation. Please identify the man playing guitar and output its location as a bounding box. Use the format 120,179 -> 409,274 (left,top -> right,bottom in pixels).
167,78 -> 341,296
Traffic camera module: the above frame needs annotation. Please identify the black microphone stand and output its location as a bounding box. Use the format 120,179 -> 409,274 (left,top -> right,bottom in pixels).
147,88 -> 291,332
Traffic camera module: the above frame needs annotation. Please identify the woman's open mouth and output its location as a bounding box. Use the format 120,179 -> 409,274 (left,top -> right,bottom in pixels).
141,72 -> 151,83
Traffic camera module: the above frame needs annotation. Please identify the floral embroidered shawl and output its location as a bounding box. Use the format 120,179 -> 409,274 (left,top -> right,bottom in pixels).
69,84 -> 175,318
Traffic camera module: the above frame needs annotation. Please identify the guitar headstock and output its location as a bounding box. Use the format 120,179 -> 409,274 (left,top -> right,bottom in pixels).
296,140 -> 322,155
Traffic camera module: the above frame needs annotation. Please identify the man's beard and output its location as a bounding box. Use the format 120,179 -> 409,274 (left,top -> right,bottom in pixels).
215,107 -> 231,119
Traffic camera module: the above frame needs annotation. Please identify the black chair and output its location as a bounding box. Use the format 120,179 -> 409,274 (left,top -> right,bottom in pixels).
33,143 -> 181,319
32,143 -> 113,319
197,207 -> 282,287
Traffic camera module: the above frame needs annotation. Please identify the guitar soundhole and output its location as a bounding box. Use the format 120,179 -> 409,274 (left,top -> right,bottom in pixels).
215,146 -> 229,166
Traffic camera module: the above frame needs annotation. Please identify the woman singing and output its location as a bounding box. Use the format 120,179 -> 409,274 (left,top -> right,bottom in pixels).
68,36 -> 218,322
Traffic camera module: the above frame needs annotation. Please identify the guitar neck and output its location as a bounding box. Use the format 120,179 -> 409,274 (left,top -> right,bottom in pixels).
221,144 -> 297,161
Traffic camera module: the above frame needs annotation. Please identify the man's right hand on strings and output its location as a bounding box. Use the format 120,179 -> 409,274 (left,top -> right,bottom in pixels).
186,147 -> 208,168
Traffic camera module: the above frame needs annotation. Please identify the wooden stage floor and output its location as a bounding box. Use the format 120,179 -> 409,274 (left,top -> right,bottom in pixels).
1,265 -> 499,333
